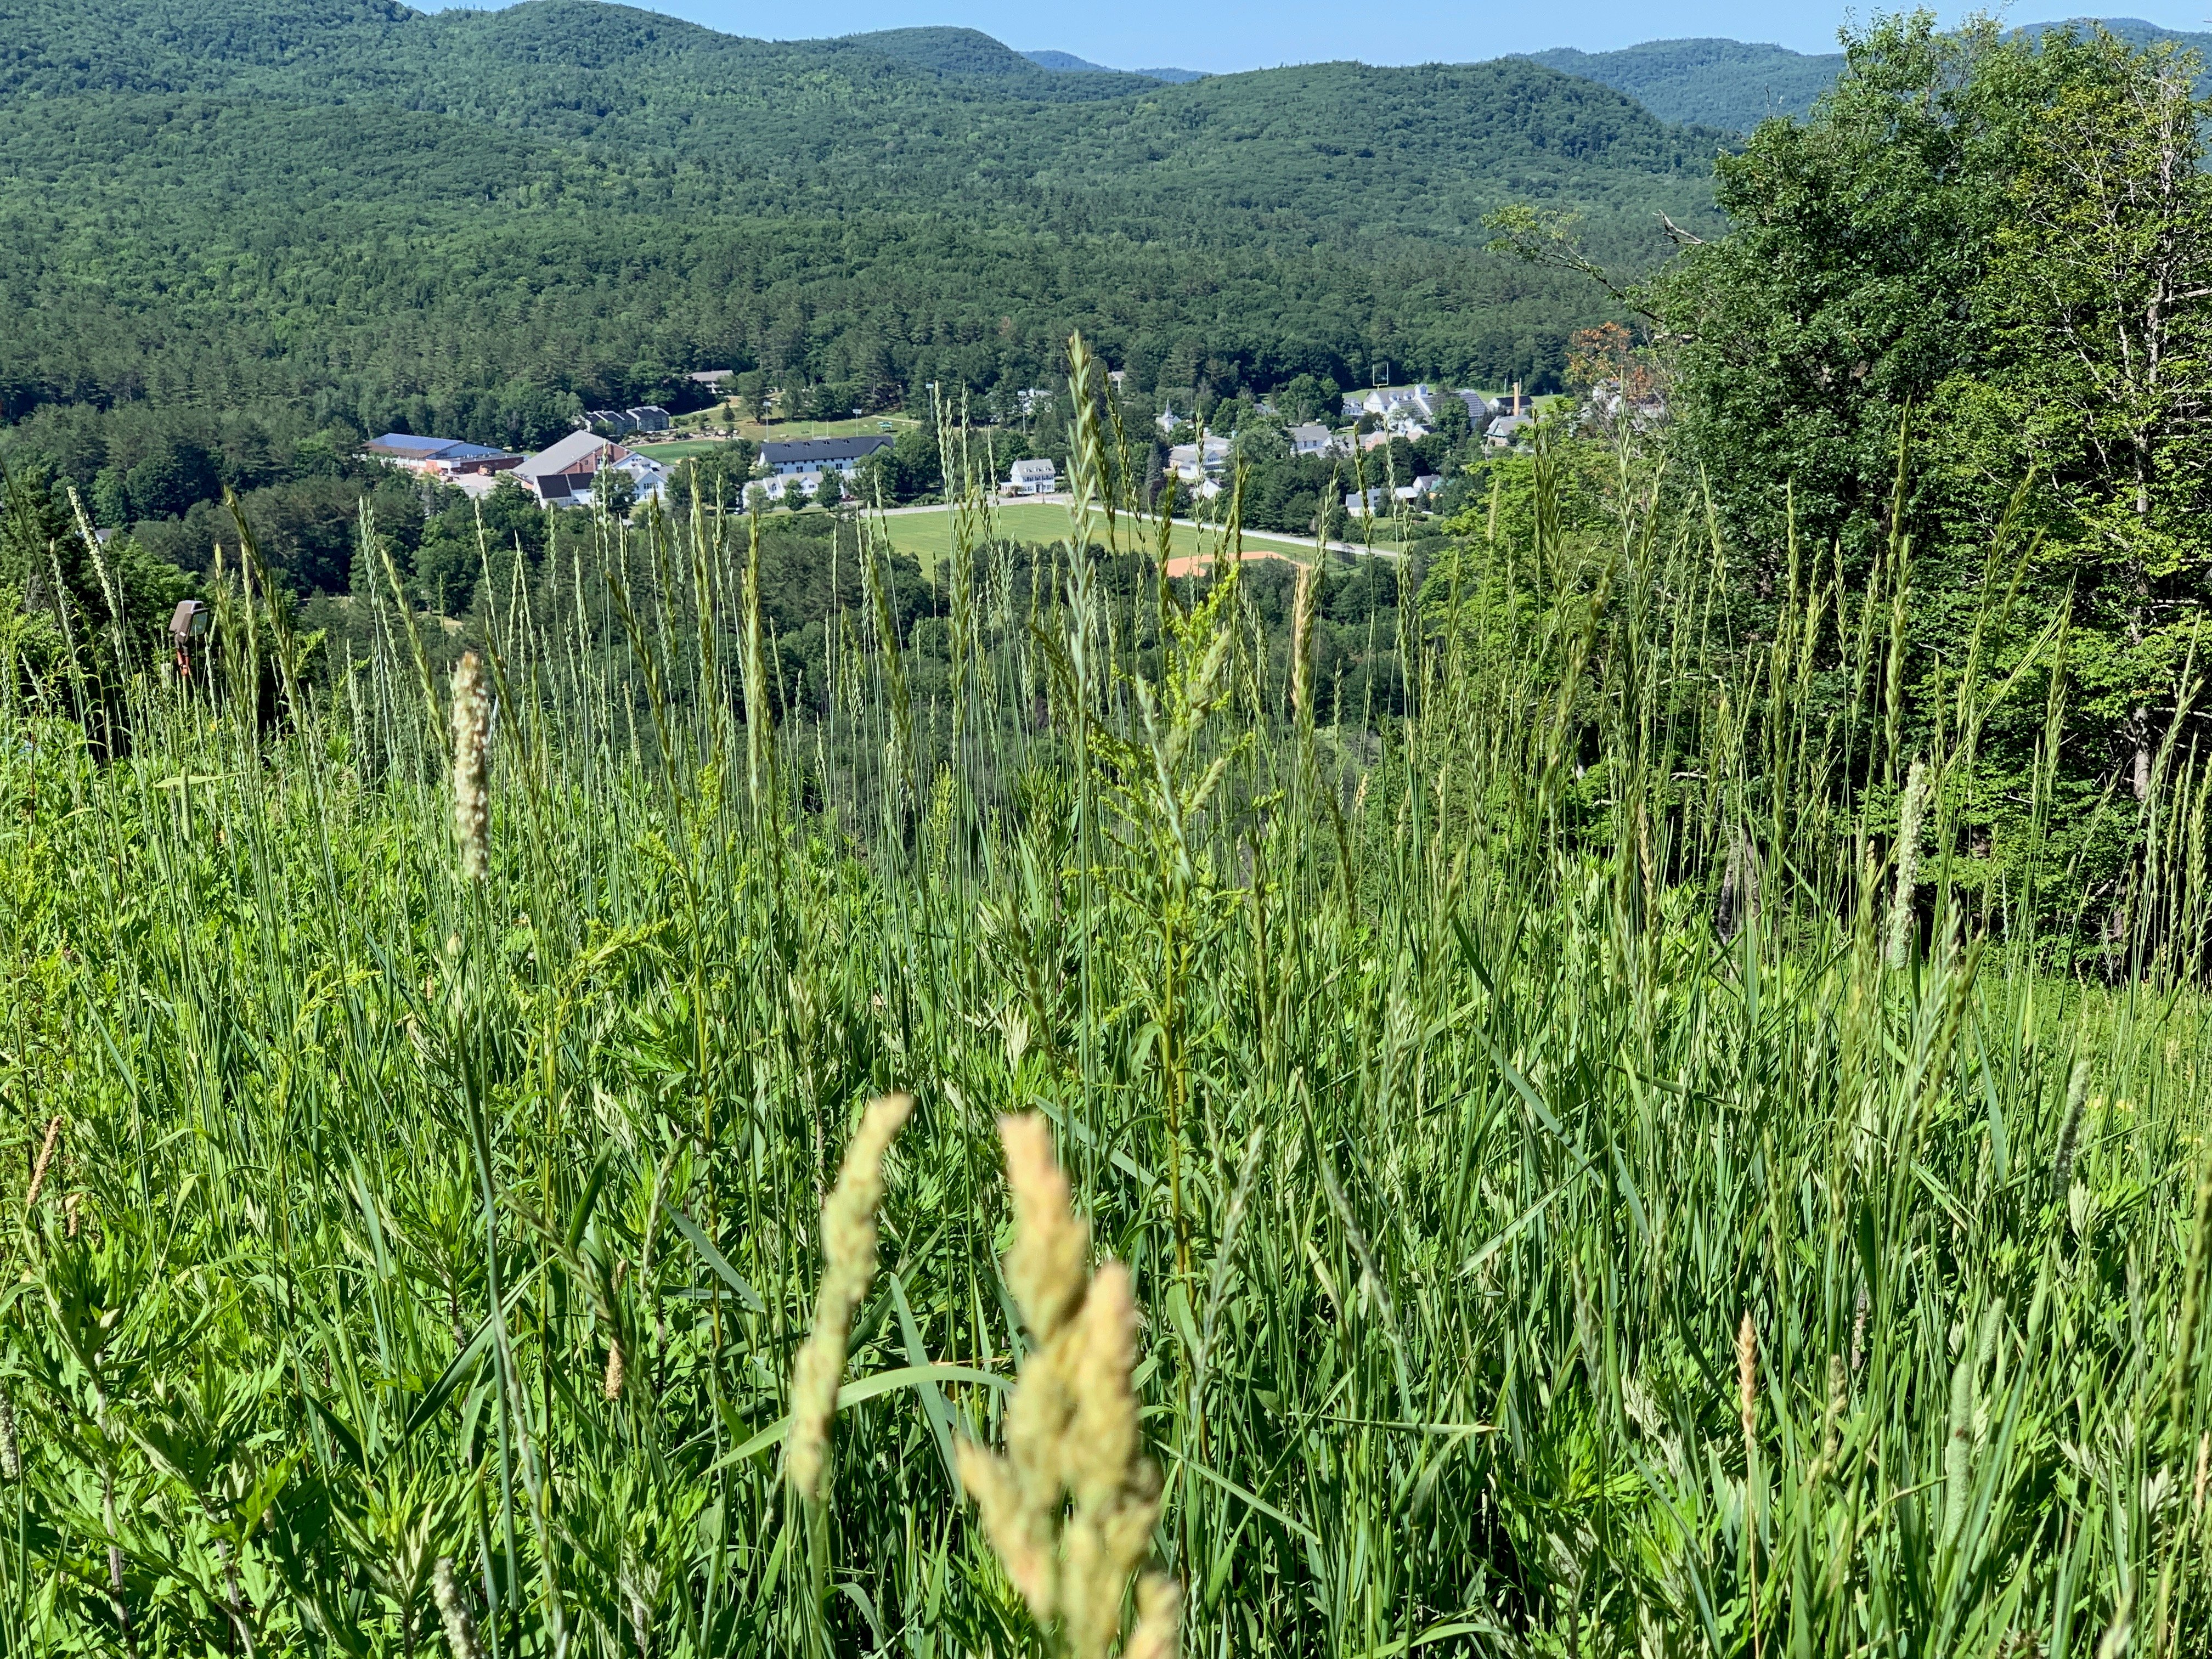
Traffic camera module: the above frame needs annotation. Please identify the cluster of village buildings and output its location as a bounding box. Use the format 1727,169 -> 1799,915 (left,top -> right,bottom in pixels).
1157,383 -> 1538,516
364,427 -> 901,509
364,381 -> 1541,518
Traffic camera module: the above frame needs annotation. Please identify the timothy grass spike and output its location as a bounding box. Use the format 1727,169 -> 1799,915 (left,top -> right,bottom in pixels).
450,650 -> 490,882
787,1092 -> 915,1505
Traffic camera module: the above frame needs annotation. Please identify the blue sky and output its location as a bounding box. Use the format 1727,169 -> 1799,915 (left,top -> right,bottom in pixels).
415,4 -> 2212,75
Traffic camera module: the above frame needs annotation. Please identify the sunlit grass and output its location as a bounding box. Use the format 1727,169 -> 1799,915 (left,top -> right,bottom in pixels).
0,364 -> 2207,1658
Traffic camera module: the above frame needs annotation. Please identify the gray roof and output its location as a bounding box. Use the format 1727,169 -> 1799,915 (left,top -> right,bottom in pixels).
760,435 -> 893,465
367,433 -> 510,461
516,431 -> 624,478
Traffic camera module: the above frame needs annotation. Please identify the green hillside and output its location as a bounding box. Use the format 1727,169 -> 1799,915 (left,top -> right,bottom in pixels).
0,0 -> 1726,469
1526,38 -> 1843,129
1529,16 -> 2212,129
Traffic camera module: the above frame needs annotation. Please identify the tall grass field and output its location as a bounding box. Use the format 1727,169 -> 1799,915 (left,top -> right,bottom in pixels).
2,351 -> 2209,1658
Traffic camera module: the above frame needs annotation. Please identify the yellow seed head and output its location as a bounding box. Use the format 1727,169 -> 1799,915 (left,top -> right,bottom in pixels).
1737,1313 -> 1757,1425
1737,1311 -> 1759,1459
1124,1574 -> 1180,1659
450,651 -> 490,882
786,1092 -> 914,1503
603,1337 -> 625,1402
958,1115 -> 1172,1659
26,1114 -> 62,1208
1001,1113 -> 1089,1343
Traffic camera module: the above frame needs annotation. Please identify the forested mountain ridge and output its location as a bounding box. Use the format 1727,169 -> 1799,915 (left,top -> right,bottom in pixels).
1528,15 -> 2212,129
1020,47 -> 1205,82
1526,38 -> 1844,130
0,0 -> 1725,455
0,0 -> 1723,240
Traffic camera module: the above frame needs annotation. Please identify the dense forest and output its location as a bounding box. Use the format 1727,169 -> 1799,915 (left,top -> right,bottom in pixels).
0,0 -> 1746,579
0,0 -> 1720,420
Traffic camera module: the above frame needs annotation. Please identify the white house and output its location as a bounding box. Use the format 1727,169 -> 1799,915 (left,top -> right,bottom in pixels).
1344,486 -> 1390,517
1167,435 -> 1232,484
607,452 -> 670,506
1288,424 -> 1340,458
1005,458 -> 1057,496
761,471 -> 841,502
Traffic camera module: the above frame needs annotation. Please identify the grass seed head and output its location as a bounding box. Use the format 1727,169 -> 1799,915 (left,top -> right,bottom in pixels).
1123,1573 -> 1180,1659
433,1557 -> 486,1659
26,1114 -> 62,1209
1290,558 -> 1315,718
956,1438 -> 1058,1612
1887,757 -> 1929,969
787,1091 -> 914,1504
603,1336 -> 625,1402
2052,1059 -> 2090,1202
450,651 -> 490,882
1001,1113 -> 1089,1343
960,1115 -> 1170,1659
0,1392 -> 19,1482
1737,1311 -> 1758,1449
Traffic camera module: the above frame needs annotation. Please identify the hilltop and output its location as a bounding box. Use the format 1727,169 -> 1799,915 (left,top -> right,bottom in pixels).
1022,48 -> 1205,81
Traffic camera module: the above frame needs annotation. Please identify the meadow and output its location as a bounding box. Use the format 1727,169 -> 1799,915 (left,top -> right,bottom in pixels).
865,501 -> 1387,569
2,378 -> 2209,1659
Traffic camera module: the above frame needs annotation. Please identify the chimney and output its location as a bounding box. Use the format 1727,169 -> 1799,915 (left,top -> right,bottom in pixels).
1512,380 -> 1523,416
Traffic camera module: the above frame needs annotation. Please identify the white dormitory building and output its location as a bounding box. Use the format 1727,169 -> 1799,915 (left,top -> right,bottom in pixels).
760,435 -> 893,477
1164,435 -> 1231,501
1003,458 -> 1057,497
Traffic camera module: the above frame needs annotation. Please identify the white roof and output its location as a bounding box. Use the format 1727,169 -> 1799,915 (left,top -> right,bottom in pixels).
516,431 -> 624,478
1011,458 -> 1057,478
